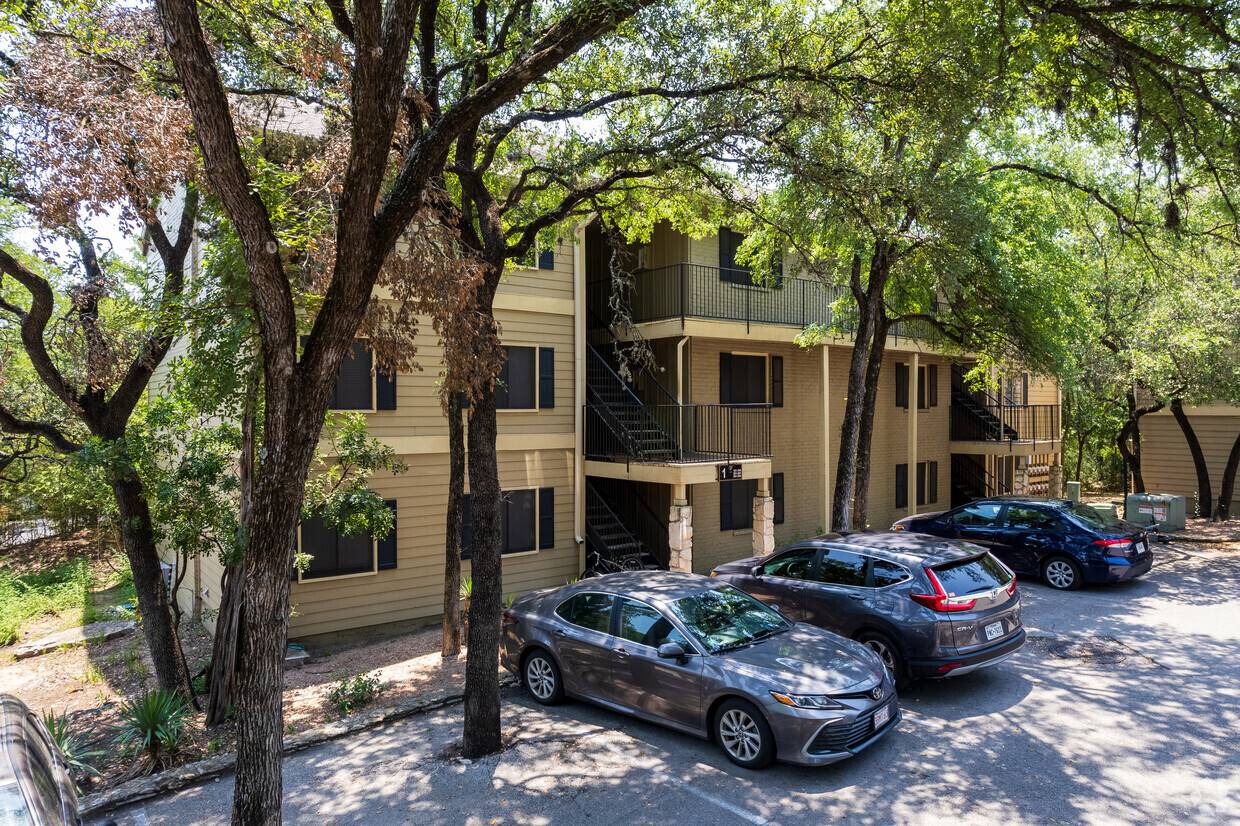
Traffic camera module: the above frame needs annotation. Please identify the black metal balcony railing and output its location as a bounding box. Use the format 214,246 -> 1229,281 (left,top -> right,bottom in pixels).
589,262 -> 934,339
585,402 -> 771,464
950,403 -> 1061,443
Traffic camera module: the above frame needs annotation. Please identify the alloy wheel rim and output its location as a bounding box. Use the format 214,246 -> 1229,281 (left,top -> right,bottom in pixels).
719,709 -> 761,762
526,657 -> 554,700
866,639 -> 896,671
1046,560 -> 1074,588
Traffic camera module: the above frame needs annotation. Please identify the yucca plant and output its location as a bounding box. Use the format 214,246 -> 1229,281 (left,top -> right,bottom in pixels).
115,689 -> 190,771
41,710 -> 103,784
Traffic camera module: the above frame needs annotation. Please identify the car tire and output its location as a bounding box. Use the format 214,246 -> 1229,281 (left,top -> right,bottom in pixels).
1042,556 -> 1083,591
714,698 -> 776,769
522,649 -> 565,705
855,630 -> 908,689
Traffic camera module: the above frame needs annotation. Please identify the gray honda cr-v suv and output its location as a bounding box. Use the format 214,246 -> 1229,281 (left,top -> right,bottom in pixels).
711,531 -> 1026,686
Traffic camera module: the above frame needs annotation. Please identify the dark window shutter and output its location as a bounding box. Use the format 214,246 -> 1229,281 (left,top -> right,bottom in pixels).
1022,373 -> 1029,405
895,463 -> 908,509
376,367 -> 397,410
333,341 -> 374,410
459,493 -> 473,560
895,363 -> 909,408
771,252 -> 784,287
720,480 -> 733,530
538,347 -> 555,409
503,489 -> 536,554
916,462 -> 926,506
495,350 -> 511,409
719,353 -> 733,404
929,461 -> 939,504
917,366 -> 927,410
928,364 -> 939,407
771,356 -> 783,408
377,500 -> 398,569
537,248 -> 555,269
773,473 -> 785,524
538,487 -> 554,549
719,228 -> 732,279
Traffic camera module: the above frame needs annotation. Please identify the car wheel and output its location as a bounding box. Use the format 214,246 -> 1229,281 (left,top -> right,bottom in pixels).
855,630 -> 908,689
1042,556 -> 1083,591
714,698 -> 775,769
522,649 -> 564,705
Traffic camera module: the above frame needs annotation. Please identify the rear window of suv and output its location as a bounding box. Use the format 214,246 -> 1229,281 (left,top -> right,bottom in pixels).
933,554 -> 1012,596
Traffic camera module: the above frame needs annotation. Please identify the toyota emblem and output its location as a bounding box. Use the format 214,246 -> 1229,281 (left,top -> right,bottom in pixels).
869,686 -> 883,701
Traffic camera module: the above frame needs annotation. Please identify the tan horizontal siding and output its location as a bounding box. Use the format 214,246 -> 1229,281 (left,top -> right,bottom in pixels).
289,448 -> 578,638
501,237 -> 575,300
1140,412 -> 1240,514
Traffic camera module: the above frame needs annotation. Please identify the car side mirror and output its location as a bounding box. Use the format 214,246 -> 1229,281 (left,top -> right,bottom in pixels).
752,565 -> 764,577
657,642 -> 687,661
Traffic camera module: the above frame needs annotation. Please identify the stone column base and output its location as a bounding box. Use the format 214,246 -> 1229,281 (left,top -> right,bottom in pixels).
1049,463 -> 1064,498
668,502 -> 693,573
752,495 -> 775,556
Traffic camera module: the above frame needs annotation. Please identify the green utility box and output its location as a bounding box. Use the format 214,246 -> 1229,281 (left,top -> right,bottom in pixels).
1125,493 -> 1187,531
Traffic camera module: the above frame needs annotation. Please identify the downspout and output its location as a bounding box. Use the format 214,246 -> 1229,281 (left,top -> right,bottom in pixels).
574,222 -> 588,573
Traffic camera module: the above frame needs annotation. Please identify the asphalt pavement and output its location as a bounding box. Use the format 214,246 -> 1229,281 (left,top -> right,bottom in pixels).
95,543 -> 1240,825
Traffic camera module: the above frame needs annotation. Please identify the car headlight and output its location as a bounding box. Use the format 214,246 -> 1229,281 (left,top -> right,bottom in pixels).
770,691 -> 845,710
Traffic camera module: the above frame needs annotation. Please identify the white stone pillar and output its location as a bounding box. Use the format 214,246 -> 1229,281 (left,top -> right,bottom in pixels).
752,477 -> 775,556
668,484 -> 693,573
1049,462 -> 1064,499
1015,461 -> 1030,495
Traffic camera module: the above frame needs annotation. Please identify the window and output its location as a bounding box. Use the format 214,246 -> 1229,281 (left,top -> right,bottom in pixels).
895,363 -> 909,408
761,547 -> 816,579
895,463 -> 909,509
916,461 -> 939,506
1005,505 -> 1060,530
933,554 -> 1012,597
917,364 -> 939,409
537,248 -> 555,270
719,353 -> 766,404
496,346 -> 554,410
814,549 -> 868,587
719,227 -> 750,284
617,599 -> 690,649
300,500 -> 397,580
770,356 -> 784,407
949,502 -> 1004,527
772,472 -> 785,524
322,340 -> 397,411
555,593 -> 614,634
720,478 -> 756,531
459,486 -> 555,559
870,559 -> 911,588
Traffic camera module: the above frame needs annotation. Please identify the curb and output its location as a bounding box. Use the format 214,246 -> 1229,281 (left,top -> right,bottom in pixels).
80,674 -> 516,818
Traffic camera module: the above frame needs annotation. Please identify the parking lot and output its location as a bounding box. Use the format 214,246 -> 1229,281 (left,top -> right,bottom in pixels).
97,542 -> 1240,825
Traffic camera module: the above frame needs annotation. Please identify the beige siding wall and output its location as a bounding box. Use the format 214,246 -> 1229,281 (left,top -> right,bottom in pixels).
289,447 -> 578,638
1140,409 -> 1240,515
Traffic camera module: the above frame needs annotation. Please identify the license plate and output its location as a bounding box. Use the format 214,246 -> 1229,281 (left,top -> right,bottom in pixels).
985,621 -> 1004,641
873,704 -> 890,729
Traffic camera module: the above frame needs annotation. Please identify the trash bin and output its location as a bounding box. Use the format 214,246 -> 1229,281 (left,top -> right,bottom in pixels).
1124,493 -> 1187,531
1066,481 -> 1082,503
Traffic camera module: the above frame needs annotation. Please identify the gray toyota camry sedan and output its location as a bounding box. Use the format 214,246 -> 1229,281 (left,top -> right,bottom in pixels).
501,571 -> 899,769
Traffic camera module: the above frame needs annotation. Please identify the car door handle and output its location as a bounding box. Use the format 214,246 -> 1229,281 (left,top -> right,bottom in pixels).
615,647 -> 629,658
554,628 -> 568,637
848,593 -> 865,600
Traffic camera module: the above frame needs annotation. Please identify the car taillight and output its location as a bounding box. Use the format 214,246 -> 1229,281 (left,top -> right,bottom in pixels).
910,567 -> 976,612
1093,538 -> 1131,547
1006,577 -> 1017,597
501,609 -> 518,628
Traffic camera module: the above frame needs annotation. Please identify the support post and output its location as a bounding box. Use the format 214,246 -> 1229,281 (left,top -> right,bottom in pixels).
668,483 -> 693,573
752,477 -> 775,556
1049,461 -> 1064,499
908,353 -> 919,515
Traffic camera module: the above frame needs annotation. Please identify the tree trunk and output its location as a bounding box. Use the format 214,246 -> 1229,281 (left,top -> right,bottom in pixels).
831,255 -> 871,531
851,312 -> 888,528
1169,398 -> 1213,519
207,368 -> 258,726
110,468 -> 193,696
1215,430 -> 1240,521
442,392 -> 465,658
1075,428 -> 1088,482
1116,387 -> 1162,493
462,374 -> 503,758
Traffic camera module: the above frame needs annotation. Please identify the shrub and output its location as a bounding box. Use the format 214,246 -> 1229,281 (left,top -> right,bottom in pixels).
41,711 -> 103,783
328,673 -> 382,717
115,689 -> 190,769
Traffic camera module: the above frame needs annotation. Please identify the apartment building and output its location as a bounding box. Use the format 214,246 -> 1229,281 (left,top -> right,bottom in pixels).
1138,404 -> 1240,516
161,219 -> 1063,641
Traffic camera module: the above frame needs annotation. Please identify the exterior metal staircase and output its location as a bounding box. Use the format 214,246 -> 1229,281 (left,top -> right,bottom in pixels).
584,481 -> 662,574
586,345 -> 680,461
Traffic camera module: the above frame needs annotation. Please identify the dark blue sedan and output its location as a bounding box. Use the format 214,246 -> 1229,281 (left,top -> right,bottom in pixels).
892,497 -> 1153,591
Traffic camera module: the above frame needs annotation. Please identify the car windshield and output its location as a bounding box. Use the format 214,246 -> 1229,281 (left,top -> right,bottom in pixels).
1065,503 -> 1123,531
668,584 -> 790,654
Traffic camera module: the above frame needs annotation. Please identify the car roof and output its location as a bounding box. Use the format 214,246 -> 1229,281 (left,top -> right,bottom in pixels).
796,530 -> 984,567
562,571 -> 721,606
974,496 -> 1074,508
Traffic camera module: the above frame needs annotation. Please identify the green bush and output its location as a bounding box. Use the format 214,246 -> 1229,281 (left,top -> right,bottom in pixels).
0,558 -> 91,645
41,710 -> 103,784
115,689 -> 190,769
328,673 -> 382,717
